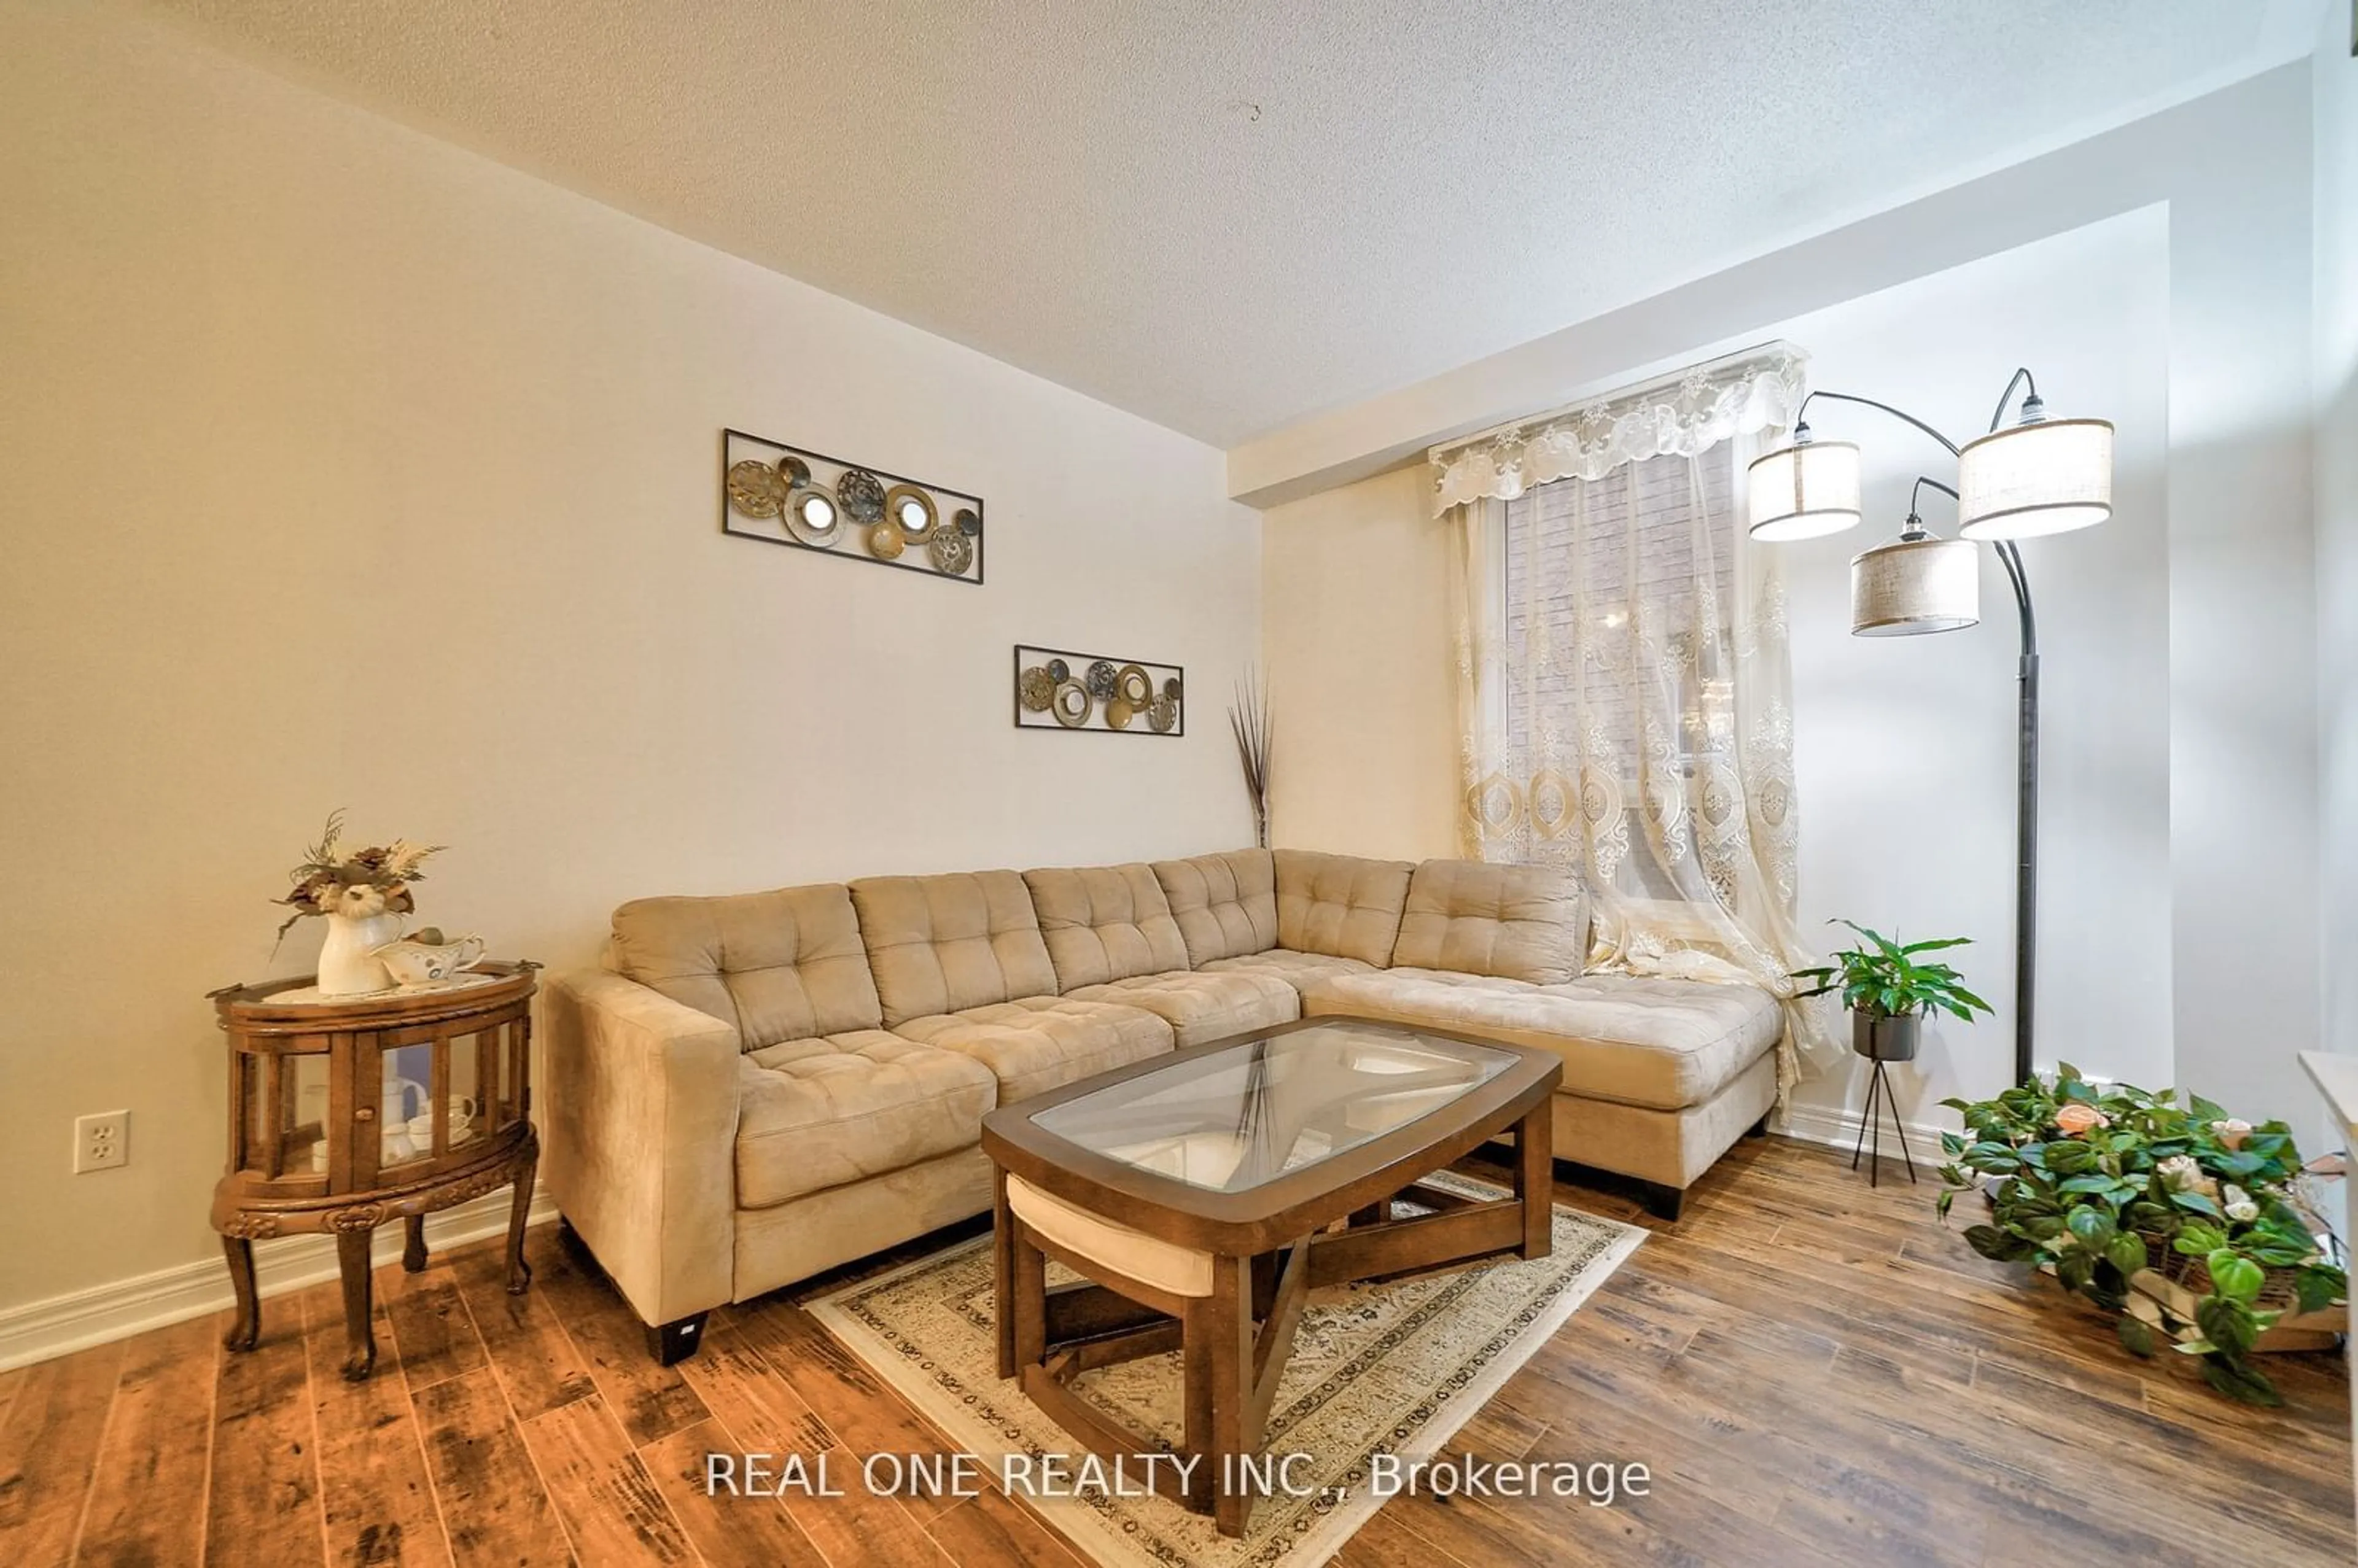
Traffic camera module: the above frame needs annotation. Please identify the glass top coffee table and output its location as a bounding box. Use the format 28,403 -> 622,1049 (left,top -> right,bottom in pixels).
981,1017 -> 1562,1537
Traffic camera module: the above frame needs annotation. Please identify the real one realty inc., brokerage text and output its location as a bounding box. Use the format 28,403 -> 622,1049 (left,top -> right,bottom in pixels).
706,1449 -> 1651,1507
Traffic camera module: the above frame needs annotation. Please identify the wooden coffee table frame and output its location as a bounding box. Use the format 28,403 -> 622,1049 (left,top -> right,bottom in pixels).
980,1017 -> 1562,1537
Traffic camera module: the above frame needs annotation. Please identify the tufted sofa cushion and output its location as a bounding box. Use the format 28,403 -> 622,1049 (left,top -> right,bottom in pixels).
893,997 -> 1174,1103
1065,968 -> 1301,1047
1151,849 -> 1278,967
1390,860 -> 1589,984
1298,968 -> 1780,1112
610,883 -> 881,1050
736,1031 -> 996,1209
849,871 -> 1059,1028
1272,849 -> 1415,968
1199,950 -> 1377,987
1023,863 -> 1190,988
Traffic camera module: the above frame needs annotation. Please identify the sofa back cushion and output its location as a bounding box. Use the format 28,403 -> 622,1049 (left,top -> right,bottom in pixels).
1023,864 -> 1190,988
1151,849 -> 1278,967
609,883 -> 881,1050
1390,860 -> 1589,985
1273,849 -> 1415,968
850,871 -> 1060,1026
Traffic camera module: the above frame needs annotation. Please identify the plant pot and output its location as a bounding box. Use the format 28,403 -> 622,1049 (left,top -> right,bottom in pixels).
1853,1009 -> 1919,1062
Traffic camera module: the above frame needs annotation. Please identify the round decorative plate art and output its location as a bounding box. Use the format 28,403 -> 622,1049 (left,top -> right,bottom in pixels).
1014,645 -> 1183,737
720,431 -> 984,584
837,468 -> 887,524
726,460 -> 787,518
928,527 -> 975,575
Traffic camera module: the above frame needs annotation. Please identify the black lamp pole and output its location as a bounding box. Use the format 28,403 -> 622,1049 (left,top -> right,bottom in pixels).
1795,376 -> 2044,1088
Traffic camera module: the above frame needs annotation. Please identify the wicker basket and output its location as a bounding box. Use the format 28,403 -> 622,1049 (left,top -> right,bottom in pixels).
2152,1244 -> 2301,1311
2128,1236 -> 2343,1352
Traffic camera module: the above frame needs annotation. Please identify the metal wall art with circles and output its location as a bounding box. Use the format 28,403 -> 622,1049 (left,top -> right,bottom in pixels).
720,429 -> 983,584
1014,644 -> 1183,737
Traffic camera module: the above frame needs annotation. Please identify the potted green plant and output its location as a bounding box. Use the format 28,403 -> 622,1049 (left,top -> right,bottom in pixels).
1789,919 -> 1993,1060
1937,1066 -> 2346,1405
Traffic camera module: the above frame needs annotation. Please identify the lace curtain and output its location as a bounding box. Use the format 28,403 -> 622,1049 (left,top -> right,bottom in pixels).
1436,349 -> 1836,1095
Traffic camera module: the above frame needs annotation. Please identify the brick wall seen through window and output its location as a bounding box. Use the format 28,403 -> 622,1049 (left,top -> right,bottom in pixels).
1501,451 -> 1736,776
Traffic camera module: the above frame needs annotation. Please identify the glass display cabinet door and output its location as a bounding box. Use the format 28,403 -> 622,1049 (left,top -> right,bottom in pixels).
236,1039 -> 332,1189
360,1020 -> 515,1181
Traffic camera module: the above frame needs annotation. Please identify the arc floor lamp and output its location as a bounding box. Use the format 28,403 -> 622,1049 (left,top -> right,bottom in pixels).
1746,370 -> 2115,1087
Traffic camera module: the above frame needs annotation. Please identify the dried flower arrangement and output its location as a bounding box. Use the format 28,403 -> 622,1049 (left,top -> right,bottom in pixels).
1230,669 -> 1272,850
274,810 -> 444,944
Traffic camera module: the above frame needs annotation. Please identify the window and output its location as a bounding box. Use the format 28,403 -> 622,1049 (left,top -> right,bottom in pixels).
1496,450 -> 1742,902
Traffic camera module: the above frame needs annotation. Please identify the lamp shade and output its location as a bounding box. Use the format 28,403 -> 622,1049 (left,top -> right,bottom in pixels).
1746,440 -> 1862,540
1956,417 -> 2112,540
1851,536 -> 1980,635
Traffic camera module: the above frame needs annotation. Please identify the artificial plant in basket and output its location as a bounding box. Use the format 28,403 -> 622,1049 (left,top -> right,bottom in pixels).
1937,1066 -> 2345,1405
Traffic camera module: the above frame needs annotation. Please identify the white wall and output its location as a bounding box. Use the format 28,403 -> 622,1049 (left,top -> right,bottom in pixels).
1771,212 -> 2172,1122
1261,64 -> 2326,1143
2321,1 -> 2358,1066
0,1 -> 1259,1315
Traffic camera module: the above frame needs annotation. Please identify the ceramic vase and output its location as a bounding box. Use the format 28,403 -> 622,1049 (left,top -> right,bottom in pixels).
317,911 -> 403,996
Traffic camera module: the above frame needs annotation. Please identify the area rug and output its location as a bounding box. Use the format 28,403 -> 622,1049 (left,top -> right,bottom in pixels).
807,1175 -> 1644,1568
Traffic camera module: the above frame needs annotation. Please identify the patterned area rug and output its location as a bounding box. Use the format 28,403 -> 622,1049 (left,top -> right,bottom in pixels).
807,1176 -> 1644,1568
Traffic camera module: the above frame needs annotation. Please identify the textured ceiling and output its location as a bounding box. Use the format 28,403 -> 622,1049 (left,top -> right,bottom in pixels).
142,1 -> 2296,446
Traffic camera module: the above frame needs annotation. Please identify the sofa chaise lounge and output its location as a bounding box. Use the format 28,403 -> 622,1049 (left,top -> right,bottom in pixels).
545,848 -> 1782,1361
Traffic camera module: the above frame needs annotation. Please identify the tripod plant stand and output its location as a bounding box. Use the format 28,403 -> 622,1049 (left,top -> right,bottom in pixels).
1850,1053 -> 1919,1188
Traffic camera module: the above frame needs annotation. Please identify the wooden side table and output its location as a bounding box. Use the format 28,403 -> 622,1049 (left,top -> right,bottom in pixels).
209,961 -> 540,1380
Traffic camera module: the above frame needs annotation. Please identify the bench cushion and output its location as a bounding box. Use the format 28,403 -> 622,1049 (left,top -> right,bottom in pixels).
1024,863 -> 1191,988
1274,849 -> 1414,968
1007,1174 -> 1213,1297
1391,860 -> 1588,984
893,996 -> 1174,1103
737,1031 -> 996,1209
1065,968 -> 1301,1047
850,871 -> 1059,1027
1150,849 -> 1278,966
1299,968 -> 1780,1112
611,883 -> 881,1050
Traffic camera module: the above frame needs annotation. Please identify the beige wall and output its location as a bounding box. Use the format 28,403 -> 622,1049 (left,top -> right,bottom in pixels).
0,1 -> 1259,1314
1260,464 -> 1460,863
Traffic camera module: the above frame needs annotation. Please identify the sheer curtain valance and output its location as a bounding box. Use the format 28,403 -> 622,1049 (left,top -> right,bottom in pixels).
1430,350 -> 1807,514
1434,346 -> 1835,1096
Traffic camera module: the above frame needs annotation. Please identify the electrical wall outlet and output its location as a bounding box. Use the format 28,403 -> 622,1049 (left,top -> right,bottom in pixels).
74,1110 -> 129,1173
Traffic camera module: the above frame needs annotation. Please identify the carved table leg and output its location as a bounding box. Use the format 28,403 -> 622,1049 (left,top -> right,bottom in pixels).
221,1235 -> 260,1352
505,1138 -> 539,1295
336,1228 -> 376,1381
402,1213 -> 429,1273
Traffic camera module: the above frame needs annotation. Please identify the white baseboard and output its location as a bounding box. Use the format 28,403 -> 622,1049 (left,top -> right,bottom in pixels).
0,1189 -> 560,1373
1775,1098 -> 1953,1173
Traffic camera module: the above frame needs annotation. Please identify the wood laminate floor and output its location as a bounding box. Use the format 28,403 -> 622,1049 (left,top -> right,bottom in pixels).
2,1136 -> 2349,1567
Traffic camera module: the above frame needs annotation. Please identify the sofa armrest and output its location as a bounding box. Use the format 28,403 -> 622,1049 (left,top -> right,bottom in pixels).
543,969 -> 741,1326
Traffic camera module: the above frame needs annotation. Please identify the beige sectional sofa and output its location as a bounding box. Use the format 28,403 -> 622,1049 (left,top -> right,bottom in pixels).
545,847 -> 1781,1362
